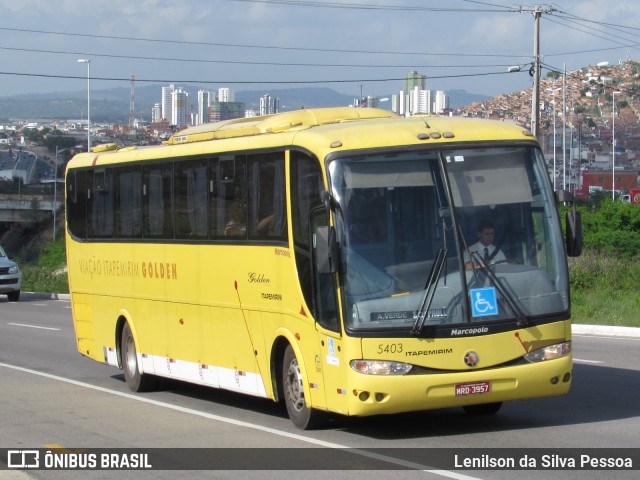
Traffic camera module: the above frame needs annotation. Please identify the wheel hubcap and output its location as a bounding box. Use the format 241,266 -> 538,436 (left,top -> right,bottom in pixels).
124,334 -> 137,376
286,358 -> 305,412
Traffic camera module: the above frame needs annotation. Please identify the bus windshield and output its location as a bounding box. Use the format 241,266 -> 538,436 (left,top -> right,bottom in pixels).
327,145 -> 570,334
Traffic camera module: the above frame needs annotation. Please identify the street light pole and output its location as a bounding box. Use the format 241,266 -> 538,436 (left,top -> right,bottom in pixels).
612,91 -> 621,201
77,59 -> 91,151
562,63 -> 567,190
54,145 -> 59,241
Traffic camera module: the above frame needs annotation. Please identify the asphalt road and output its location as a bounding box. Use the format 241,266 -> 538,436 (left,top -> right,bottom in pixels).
0,296 -> 638,480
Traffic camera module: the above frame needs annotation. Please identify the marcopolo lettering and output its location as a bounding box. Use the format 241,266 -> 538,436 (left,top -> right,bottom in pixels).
450,327 -> 489,336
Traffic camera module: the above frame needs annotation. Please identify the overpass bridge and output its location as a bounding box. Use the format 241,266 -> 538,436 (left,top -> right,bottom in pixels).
0,194 -> 62,223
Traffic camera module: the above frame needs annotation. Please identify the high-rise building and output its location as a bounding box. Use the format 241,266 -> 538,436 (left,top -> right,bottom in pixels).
414,88 -> 433,115
391,71 -> 429,116
209,101 -> 246,122
404,71 -> 426,97
392,71 -> 449,117
260,94 -> 279,115
151,103 -> 162,123
434,90 -> 449,114
161,84 -> 175,121
197,90 -> 212,125
171,87 -> 189,126
218,88 -> 234,103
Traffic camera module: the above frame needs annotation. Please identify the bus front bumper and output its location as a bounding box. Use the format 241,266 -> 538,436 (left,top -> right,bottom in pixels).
342,355 -> 572,417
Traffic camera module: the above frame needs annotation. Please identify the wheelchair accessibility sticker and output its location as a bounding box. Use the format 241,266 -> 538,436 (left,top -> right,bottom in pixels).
470,287 -> 498,317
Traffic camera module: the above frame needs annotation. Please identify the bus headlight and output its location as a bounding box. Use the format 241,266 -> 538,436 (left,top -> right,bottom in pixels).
350,360 -> 413,375
524,341 -> 571,363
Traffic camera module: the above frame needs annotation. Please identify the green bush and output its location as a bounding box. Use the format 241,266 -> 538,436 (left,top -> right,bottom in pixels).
567,199 -> 640,327
577,200 -> 640,258
20,237 -> 69,294
21,265 -> 69,294
37,238 -> 67,269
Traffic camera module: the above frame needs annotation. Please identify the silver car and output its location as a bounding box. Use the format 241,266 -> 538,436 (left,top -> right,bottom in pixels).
0,245 -> 21,302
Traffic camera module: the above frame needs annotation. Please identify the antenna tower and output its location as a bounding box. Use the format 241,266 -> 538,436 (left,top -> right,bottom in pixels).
129,74 -> 135,129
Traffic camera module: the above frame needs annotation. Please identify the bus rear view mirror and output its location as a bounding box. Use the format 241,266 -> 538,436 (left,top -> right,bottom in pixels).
555,189 -> 582,257
566,210 -> 582,257
314,226 -> 338,274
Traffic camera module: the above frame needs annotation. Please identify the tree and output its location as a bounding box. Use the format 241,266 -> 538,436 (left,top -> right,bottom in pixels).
44,135 -> 79,153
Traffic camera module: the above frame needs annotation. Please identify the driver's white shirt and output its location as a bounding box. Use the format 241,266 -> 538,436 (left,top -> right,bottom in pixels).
466,241 -> 506,265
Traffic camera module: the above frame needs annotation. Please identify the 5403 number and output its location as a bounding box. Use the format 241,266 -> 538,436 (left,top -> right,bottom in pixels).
377,343 -> 403,354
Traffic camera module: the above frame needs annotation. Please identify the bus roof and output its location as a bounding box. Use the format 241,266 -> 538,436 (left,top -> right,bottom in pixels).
165,107 -> 398,145
68,108 -> 537,168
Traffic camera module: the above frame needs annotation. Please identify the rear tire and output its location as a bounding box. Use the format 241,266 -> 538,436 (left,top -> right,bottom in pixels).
282,345 -> 325,429
120,322 -> 157,392
463,402 -> 502,415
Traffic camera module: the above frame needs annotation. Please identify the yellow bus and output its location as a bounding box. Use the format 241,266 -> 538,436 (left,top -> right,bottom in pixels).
65,107 -> 582,429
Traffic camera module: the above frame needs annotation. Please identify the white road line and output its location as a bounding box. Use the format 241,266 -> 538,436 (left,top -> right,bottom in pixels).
573,358 -> 604,365
7,323 -> 61,331
0,362 -> 481,479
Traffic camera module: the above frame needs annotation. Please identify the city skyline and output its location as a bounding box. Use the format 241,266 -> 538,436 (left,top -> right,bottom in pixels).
0,0 -> 638,100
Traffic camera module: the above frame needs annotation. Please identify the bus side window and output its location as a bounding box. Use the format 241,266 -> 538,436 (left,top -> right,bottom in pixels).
143,164 -> 174,239
114,166 -> 142,238
215,156 -> 247,239
174,160 -> 209,239
67,169 -> 88,240
248,153 -> 287,241
88,169 -> 114,238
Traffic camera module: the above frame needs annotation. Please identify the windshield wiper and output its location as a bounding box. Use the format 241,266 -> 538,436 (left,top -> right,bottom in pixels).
469,252 -> 529,326
411,248 -> 448,335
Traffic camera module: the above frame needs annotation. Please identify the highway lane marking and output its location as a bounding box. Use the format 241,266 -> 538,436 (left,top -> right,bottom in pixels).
0,361 -> 480,480
7,323 -> 61,331
573,358 -> 604,365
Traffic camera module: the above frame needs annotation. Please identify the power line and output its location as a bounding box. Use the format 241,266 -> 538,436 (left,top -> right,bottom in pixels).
0,26 -> 527,59
553,10 -> 640,34
223,0 -> 516,12
546,15 -> 640,48
0,45 -> 518,69
545,43 -> 640,58
0,68 -> 517,86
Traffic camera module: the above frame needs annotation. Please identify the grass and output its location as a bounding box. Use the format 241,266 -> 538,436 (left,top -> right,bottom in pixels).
19,238 -> 69,295
568,251 -> 640,328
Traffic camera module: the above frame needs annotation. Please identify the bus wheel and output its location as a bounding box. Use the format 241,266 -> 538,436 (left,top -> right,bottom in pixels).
120,322 -> 156,392
463,402 -> 502,415
282,345 -> 325,429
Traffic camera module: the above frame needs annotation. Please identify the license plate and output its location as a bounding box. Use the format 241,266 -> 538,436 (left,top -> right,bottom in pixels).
455,381 -> 491,396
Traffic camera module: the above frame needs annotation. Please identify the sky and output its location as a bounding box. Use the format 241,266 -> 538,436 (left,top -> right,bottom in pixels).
0,0 -> 639,100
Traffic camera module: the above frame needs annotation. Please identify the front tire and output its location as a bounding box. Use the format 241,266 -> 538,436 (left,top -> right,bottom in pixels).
120,322 -> 157,392
7,290 -> 20,302
282,345 -> 325,429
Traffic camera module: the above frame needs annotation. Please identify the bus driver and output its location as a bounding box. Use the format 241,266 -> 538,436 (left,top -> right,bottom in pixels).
465,218 -> 506,269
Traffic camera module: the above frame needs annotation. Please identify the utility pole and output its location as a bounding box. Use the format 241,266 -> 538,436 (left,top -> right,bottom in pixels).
531,6 -> 542,138
521,5 -> 557,139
